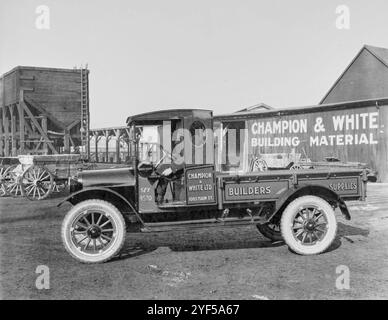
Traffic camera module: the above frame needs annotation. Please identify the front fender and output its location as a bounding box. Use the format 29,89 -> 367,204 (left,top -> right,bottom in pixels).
268,185 -> 351,222
57,187 -> 145,225
58,187 -> 117,207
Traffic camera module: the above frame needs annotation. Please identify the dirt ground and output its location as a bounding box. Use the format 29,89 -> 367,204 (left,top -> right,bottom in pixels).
1,183 -> 388,300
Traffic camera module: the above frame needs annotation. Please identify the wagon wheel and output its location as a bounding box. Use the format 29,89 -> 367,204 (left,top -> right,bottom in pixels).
21,165 -> 54,200
4,165 -> 23,197
0,166 -> 9,197
251,158 -> 268,172
290,163 -> 303,170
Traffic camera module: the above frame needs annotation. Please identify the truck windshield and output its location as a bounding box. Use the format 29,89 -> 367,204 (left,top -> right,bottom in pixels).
136,125 -> 164,164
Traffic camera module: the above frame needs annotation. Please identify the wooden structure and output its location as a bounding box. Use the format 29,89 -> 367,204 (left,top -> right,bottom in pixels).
89,126 -> 132,163
0,66 -> 90,157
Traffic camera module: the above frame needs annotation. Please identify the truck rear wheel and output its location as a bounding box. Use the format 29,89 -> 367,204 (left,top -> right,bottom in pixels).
280,196 -> 337,255
61,200 -> 126,263
256,222 -> 283,242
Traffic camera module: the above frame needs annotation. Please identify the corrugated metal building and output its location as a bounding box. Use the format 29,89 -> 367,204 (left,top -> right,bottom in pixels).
215,45 -> 388,182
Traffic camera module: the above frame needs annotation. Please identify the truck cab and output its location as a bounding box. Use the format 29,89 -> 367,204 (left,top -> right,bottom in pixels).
60,109 -> 367,263
127,109 -> 215,211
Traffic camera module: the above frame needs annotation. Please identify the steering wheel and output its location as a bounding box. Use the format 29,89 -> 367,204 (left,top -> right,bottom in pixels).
137,143 -> 177,176
154,147 -> 176,170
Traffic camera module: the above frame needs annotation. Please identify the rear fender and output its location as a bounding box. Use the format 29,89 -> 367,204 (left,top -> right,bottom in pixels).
268,185 -> 351,222
57,187 -> 145,225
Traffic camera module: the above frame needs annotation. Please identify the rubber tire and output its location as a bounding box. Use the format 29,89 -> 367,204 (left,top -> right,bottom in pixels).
280,195 -> 337,255
256,223 -> 283,242
61,200 -> 126,263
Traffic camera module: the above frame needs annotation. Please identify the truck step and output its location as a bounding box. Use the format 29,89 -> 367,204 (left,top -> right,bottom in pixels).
141,216 -> 266,232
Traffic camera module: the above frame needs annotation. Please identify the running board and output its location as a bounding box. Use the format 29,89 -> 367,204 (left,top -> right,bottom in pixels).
141,216 -> 266,232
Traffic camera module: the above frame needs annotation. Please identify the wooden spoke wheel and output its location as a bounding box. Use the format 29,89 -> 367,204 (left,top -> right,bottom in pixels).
61,200 -> 126,263
251,158 -> 268,172
290,163 -> 303,170
280,196 -> 337,255
4,165 -> 23,198
0,166 -> 9,197
21,165 -> 54,200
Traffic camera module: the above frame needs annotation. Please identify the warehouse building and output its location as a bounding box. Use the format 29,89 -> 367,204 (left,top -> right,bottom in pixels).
215,45 -> 388,182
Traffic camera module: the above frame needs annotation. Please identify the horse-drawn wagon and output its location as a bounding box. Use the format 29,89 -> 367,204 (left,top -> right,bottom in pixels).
0,154 -> 93,200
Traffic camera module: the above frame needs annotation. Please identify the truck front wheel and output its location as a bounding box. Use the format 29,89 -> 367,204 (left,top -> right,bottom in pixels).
61,199 -> 126,263
280,196 -> 337,255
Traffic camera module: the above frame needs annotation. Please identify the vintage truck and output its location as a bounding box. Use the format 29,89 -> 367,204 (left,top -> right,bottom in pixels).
59,109 -> 367,263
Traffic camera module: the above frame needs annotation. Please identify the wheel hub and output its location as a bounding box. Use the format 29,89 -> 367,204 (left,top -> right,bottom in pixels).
305,220 -> 316,231
87,226 -> 102,239
292,206 -> 329,245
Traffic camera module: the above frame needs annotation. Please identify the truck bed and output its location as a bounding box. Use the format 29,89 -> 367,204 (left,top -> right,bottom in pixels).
216,168 -> 367,205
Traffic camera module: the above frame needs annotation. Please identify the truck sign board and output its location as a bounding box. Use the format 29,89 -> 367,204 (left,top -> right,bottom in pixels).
223,180 -> 289,202
299,177 -> 360,196
186,166 -> 216,205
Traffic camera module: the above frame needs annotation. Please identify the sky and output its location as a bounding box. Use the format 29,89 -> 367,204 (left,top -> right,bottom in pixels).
1,0 -> 388,128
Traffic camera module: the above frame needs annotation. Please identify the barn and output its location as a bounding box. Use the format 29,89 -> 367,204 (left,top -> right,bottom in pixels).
215,45 -> 388,182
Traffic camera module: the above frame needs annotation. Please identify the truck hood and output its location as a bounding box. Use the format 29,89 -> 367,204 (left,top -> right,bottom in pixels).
77,167 -> 136,187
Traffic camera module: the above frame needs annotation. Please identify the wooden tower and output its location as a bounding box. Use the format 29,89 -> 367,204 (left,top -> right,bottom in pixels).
0,66 -> 90,157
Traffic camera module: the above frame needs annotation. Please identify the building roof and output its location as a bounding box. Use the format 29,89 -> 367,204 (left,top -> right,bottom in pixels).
365,45 -> 388,67
214,97 -> 388,121
320,45 -> 388,104
235,103 -> 273,113
1,65 -> 86,78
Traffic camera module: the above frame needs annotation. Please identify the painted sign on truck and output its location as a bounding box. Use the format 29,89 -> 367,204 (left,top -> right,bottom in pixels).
186,166 -> 216,205
223,181 -> 289,202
